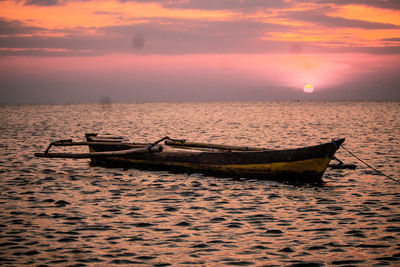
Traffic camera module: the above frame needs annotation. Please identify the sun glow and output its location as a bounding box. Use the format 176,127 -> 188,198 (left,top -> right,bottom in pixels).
303,84 -> 314,93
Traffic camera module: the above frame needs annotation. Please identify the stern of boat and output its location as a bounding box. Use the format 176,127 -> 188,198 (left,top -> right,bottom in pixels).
85,133 -> 129,165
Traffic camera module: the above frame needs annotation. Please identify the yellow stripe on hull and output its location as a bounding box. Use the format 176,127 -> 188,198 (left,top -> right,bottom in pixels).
99,156 -> 332,177
216,157 -> 331,174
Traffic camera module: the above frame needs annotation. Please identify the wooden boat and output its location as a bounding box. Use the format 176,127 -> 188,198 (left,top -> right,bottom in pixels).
35,133 -> 345,184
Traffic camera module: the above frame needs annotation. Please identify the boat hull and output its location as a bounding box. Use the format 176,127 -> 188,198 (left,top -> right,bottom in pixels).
88,138 -> 344,184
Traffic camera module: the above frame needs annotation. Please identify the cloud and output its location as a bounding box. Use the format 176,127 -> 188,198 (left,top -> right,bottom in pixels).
152,0 -> 292,11
0,18 -> 43,35
2,15 -> 399,57
11,0 -> 400,10
21,0 -> 65,6
311,0 -> 400,10
0,17 -> 293,56
358,46 -> 400,55
286,10 -> 400,29
14,0 -> 293,9
0,34 -> 98,56
382,38 -> 400,42
122,0 -> 400,11
99,18 -> 295,54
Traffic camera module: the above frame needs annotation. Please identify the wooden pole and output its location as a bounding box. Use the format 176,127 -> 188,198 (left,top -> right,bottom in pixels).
35,145 -> 162,159
164,140 -> 269,151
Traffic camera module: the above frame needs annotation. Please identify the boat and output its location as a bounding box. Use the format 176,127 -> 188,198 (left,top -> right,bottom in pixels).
34,133 -> 345,184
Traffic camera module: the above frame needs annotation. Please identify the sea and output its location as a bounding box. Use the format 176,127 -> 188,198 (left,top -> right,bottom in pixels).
0,101 -> 399,266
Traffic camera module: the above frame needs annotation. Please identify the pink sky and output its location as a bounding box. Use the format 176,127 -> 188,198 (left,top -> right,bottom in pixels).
0,0 -> 399,103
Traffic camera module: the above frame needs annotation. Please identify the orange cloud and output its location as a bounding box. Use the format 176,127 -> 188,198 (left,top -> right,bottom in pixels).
264,26 -> 400,48
0,0 -> 236,29
329,4 -> 400,26
259,3 -> 400,48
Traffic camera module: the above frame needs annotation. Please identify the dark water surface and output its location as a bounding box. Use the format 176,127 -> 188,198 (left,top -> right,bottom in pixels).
0,101 -> 399,266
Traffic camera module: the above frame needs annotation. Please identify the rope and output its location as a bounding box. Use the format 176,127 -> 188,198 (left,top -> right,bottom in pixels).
340,144 -> 400,184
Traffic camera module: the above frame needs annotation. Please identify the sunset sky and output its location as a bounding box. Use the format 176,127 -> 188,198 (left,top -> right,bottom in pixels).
0,0 -> 399,103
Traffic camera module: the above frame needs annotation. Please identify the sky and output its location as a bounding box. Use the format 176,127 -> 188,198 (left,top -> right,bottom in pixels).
0,0 -> 399,104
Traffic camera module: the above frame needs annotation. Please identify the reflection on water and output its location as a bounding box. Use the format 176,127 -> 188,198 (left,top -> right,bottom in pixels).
0,101 -> 399,266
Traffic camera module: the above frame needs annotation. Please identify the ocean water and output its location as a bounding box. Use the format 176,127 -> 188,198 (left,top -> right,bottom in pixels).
0,101 -> 399,266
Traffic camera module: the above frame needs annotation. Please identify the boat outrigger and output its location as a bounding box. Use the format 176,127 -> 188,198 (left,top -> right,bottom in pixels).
35,133 -> 345,184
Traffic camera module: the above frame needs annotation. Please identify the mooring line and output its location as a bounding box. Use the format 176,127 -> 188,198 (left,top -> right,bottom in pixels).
340,144 -> 400,184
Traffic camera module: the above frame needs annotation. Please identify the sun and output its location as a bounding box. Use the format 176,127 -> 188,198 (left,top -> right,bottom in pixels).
303,84 -> 314,93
